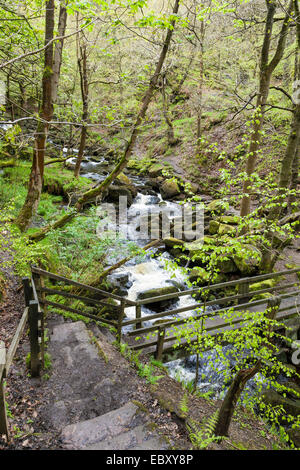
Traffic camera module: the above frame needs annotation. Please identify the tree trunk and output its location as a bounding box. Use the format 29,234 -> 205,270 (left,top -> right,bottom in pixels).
240,0 -> 293,217
214,361 -> 261,436
75,0 -> 181,209
74,42 -> 88,178
52,0 -> 68,104
16,0 -> 55,232
279,0 -> 300,194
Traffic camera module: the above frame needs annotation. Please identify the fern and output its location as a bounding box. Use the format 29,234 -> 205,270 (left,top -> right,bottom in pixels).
187,411 -> 222,450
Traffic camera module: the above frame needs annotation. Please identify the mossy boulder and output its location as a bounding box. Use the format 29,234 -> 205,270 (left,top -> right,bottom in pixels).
209,220 -> 236,236
188,267 -> 210,285
116,172 -> 138,198
249,279 -> 276,292
233,244 -> 262,275
137,285 -> 179,312
205,199 -> 227,215
160,179 -> 181,199
217,215 -> 240,225
148,163 -> 165,178
163,237 -> 185,249
215,254 -> 237,274
261,389 -> 300,418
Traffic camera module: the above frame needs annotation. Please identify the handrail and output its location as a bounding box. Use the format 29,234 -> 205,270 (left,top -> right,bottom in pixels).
134,267 -> 300,306
31,266 -> 136,306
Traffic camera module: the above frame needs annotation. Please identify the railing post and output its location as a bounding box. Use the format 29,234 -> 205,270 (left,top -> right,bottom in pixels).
117,300 -> 126,344
135,304 -> 142,330
155,326 -> 165,361
238,281 -> 250,305
28,300 -> 40,377
0,341 -> 9,439
22,277 -> 33,307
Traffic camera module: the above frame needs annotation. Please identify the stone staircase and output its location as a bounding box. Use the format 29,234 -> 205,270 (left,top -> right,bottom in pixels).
41,319 -> 169,450
61,401 -> 167,450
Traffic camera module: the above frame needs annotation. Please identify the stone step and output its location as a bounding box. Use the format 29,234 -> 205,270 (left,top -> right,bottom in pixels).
61,401 -> 168,450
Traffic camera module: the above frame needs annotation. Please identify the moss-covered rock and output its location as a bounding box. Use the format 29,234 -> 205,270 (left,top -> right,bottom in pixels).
188,267 -> 210,285
148,163 -> 165,178
261,389 -> 300,418
217,215 -> 240,225
205,199 -> 227,215
116,172 -> 138,198
233,244 -> 262,275
209,220 -> 236,236
215,255 -> 237,274
137,285 -> 179,312
249,279 -> 276,292
163,237 -> 185,249
160,179 -> 181,199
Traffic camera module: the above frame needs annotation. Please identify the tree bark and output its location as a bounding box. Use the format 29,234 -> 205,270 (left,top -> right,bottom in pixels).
279,0 -> 300,194
52,0 -> 68,104
214,361 -> 261,436
16,0 -> 55,232
74,41 -> 89,178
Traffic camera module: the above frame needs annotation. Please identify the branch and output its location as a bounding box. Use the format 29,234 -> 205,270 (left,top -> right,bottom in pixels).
0,18 -> 98,70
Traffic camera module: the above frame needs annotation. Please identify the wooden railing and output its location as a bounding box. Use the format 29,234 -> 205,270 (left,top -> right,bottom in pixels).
30,266 -> 300,362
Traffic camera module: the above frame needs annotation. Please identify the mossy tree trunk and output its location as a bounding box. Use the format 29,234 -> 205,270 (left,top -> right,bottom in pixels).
74,38 -> 89,178
16,0 -> 55,232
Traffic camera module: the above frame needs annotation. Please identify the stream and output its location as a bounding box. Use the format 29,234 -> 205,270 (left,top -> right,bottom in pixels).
64,150 -> 267,401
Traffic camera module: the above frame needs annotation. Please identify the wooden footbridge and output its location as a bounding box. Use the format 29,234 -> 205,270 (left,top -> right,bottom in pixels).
29,265 -> 300,362
1,266 -> 300,436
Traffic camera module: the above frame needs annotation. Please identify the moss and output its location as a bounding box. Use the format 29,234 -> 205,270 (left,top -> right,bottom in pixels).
249,279 -> 276,292
132,400 -> 149,414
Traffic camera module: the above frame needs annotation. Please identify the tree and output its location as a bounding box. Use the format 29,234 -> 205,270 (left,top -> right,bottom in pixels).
240,0 -> 294,217
15,0 -> 55,232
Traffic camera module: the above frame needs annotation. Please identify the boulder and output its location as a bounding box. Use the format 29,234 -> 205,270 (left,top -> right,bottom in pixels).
260,389 -> 300,418
217,215 -> 240,225
215,254 -> 237,274
163,238 -> 185,249
205,199 -> 227,215
137,286 -> 179,312
106,185 -> 133,207
116,173 -> 138,198
233,244 -> 262,275
160,179 -> 181,199
148,163 -> 165,178
188,267 -> 210,285
209,220 -> 236,236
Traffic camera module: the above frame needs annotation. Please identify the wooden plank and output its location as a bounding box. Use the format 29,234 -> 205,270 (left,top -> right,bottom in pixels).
28,301 -> 40,377
0,342 -> 9,438
0,342 -> 5,381
5,308 -> 28,376
38,287 -> 120,310
31,266 -> 136,305
41,299 -> 118,327
22,277 -> 33,307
